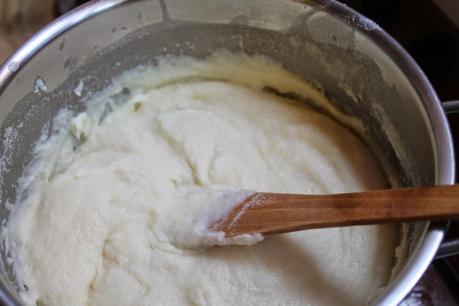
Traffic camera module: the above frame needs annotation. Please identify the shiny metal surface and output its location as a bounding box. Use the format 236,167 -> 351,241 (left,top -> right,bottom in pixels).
436,238 -> 459,259
442,100 -> 459,113
0,1 -> 454,306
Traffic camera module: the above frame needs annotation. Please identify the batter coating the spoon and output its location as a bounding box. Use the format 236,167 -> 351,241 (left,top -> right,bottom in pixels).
7,52 -> 400,306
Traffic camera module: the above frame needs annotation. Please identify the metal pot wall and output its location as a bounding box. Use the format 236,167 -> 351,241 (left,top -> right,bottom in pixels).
0,0 -> 457,305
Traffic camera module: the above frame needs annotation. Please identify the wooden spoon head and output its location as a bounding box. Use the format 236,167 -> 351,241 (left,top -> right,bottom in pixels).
210,192 -> 302,237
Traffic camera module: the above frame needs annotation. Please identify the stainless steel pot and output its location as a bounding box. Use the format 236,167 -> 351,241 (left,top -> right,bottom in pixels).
0,0 -> 457,305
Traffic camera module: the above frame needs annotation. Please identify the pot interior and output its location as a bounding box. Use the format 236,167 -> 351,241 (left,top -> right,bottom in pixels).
0,0 -> 446,305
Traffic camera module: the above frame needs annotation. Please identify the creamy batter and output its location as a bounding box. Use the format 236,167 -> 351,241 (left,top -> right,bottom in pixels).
7,52 -> 399,306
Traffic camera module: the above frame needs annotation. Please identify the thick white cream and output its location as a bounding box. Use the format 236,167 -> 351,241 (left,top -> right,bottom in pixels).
8,53 -> 399,306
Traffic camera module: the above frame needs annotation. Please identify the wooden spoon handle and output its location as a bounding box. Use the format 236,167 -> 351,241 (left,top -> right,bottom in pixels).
214,185 -> 459,237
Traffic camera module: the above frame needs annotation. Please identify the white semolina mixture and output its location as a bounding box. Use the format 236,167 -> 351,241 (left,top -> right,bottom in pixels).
6,52 -> 399,306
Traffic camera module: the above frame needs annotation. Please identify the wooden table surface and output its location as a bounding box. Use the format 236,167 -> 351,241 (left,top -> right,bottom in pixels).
0,0 -> 53,61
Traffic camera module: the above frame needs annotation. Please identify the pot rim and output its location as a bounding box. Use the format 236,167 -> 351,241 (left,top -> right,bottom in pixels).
0,1 -> 454,306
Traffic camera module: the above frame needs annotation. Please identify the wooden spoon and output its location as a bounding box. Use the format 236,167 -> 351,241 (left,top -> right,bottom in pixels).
211,185 -> 459,238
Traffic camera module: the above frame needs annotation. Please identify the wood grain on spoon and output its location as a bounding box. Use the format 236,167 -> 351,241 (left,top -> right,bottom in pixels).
211,185 -> 459,238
